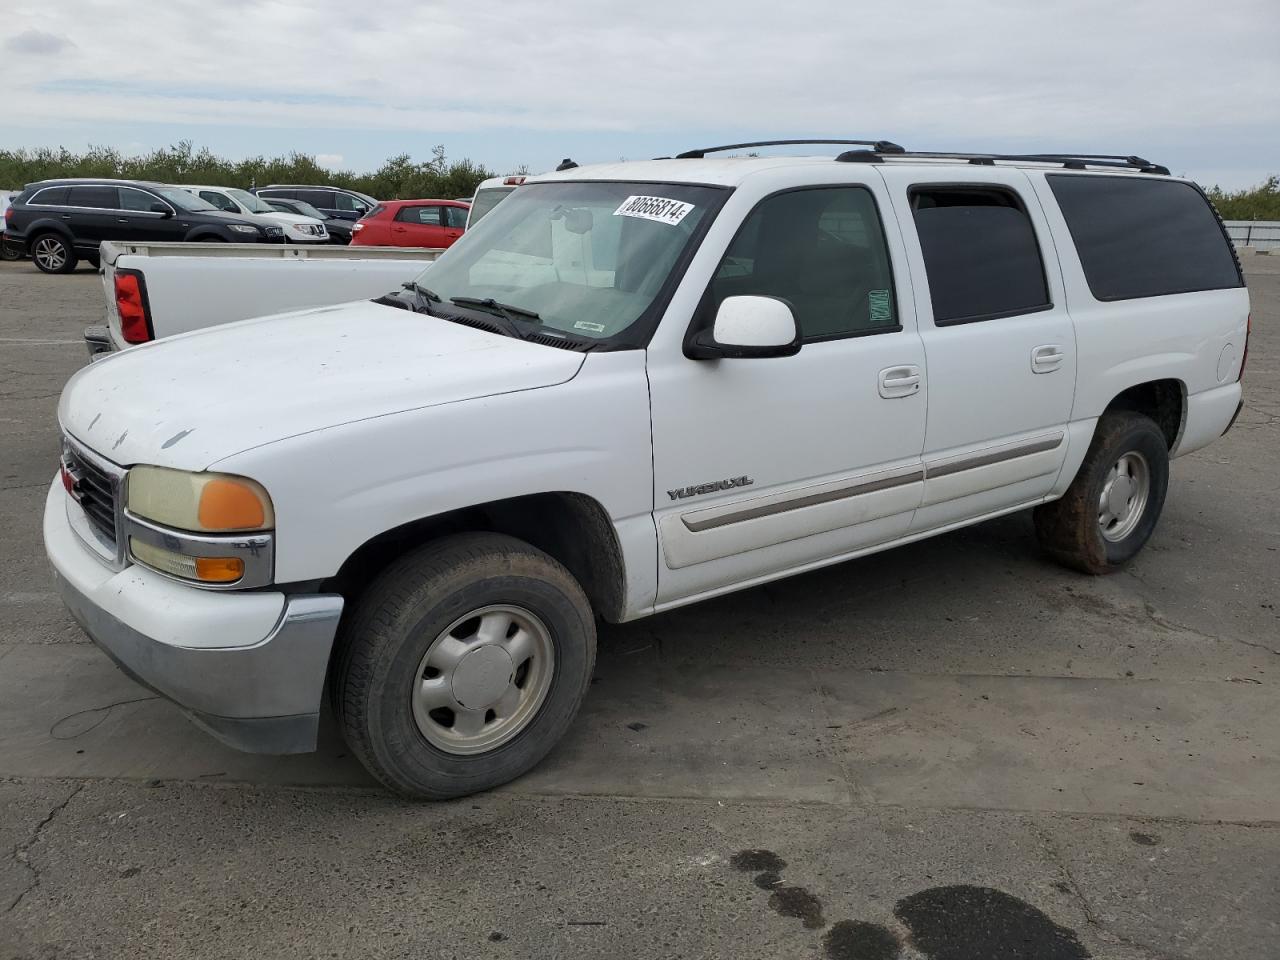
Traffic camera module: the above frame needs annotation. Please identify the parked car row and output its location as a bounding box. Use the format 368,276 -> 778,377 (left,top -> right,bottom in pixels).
0,174 -> 496,272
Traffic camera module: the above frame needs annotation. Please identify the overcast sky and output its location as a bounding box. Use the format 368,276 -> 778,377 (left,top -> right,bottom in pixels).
3,0 -> 1277,188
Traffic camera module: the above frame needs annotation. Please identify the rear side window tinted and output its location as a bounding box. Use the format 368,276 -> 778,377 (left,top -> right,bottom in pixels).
297,190 -> 333,208
444,205 -> 468,228
1047,175 -> 1243,301
395,205 -> 443,225
910,187 -> 1051,325
29,186 -> 70,206
67,185 -> 118,209
258,188 -> 295,200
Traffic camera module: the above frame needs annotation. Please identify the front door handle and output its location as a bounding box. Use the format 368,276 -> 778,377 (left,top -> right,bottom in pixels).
879,365 -> 922,399
1032,345 -> 1065,373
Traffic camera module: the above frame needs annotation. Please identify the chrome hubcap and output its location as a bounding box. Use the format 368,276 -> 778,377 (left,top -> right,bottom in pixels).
34,238 -> 66,270
1098,451 -> 1150,542
411,604 -> 554,755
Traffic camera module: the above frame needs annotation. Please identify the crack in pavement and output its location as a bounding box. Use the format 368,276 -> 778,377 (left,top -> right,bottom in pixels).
1142,601 -> 1280,657
6,782 -> 83,914
1032,822 -> 1192,960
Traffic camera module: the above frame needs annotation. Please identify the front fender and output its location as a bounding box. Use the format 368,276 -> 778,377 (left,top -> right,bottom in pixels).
209,351 -> 657,590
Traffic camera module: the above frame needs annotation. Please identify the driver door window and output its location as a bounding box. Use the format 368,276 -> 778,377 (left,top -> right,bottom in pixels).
707,187 -> 900,341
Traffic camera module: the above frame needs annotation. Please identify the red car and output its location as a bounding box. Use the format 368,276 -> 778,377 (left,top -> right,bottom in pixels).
350,199 -> 470,249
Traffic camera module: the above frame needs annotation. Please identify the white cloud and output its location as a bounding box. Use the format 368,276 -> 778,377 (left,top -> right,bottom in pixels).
314,153 -> 344,170
0,0 -> 1277,149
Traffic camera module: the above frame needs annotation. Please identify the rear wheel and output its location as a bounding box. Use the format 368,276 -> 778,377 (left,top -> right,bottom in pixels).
1034,411 -> 1169,574
31,233 -> 77,274
332,532 -> 596,799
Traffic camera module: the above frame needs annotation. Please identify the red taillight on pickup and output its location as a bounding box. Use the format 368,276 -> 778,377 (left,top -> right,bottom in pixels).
114,270 -> 153,344
503,176 -> 526,186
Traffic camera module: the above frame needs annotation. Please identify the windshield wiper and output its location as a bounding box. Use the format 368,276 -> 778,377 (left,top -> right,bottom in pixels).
450,297 -> 541,322
400,281 -> 443,314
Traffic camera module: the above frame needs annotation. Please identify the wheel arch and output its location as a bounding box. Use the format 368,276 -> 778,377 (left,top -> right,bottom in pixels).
324,491 -> 628,623
1102,378 -> 1186,450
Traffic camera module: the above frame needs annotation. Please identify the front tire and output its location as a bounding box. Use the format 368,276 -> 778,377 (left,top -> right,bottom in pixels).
332,533 -> 596,799
30,233 -> 77,274
1034,411 -> 1170,574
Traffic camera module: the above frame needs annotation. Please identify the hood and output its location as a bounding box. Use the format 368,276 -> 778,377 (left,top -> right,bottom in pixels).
261,212 -> 323,227
60,301 -> 585,470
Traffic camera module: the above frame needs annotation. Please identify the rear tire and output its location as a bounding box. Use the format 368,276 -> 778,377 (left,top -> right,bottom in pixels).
30,233 -> 77,274
332,532 -> 596,799
1034,411 -> 1169,574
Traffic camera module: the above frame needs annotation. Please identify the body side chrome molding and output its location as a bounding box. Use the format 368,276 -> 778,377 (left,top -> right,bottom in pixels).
682,466 -> 924,533
922,431 -> 1065,479
678,431 -> 1065,534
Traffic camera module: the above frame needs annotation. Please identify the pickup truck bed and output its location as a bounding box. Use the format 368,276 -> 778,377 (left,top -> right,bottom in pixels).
94,241 -> 443,353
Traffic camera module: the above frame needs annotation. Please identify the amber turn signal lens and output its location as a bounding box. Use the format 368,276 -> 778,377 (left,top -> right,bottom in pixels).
198,478 -> 267,531
194,556 -> 246,583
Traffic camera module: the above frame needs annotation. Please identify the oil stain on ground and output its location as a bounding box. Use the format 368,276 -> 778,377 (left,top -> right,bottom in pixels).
730,849 -> 787,873
731,849 -> 824,929
894,885 -> 1090,960
823,919 -> 901,960
769,885 -> 826,929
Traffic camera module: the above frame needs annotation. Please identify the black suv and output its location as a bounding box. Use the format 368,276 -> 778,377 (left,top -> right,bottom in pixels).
3,179 -> 285,274
254,185 -> 377,222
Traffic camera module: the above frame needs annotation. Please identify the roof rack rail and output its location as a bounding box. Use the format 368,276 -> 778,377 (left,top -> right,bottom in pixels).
675,139 -> 905,160
835,149 -> 1169,175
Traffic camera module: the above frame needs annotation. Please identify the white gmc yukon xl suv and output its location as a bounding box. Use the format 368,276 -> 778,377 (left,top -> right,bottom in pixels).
45,142 -> 1249,799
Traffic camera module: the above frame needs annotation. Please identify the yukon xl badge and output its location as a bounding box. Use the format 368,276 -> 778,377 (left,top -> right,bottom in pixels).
667,475 -> 754,501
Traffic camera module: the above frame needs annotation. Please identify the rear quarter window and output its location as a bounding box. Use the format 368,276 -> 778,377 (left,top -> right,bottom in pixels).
1047,175 -> 1243,301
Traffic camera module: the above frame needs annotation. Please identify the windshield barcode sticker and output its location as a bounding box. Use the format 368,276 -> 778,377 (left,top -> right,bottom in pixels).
574,321 -> 606,333
613,195 -> 694,226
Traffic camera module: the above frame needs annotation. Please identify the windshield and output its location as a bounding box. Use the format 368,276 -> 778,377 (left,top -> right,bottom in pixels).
154,187 -> 216,212
285,200 -> 326,220
416,181 -> 724,346
228,188 -> 276,214
466,186 -> 515,227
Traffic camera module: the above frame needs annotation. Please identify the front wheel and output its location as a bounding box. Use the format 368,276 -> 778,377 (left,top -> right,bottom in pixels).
1034,411 -> 1170,574
332,532 -> 596,799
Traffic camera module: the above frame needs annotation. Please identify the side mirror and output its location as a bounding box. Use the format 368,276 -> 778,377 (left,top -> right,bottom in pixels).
150,203 -> 172,218
687,295 -> 801,360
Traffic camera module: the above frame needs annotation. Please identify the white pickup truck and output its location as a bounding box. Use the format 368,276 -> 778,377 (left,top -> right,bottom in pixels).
89,241 -> 443,353
46,143 -> 1248,800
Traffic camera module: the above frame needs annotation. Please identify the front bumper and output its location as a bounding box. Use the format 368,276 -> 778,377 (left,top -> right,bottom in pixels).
44,479 -> 344,754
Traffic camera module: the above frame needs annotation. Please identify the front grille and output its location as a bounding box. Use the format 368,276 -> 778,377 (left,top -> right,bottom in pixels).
265,225 -> 285,237
63,441 -> 118,548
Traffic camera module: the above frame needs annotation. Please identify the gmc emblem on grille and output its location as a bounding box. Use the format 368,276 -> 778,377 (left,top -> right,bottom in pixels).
61,460 -> 86,502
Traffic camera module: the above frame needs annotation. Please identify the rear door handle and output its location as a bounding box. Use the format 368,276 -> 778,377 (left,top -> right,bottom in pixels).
1032,345 -> 1065,373
879,364 -> 922,399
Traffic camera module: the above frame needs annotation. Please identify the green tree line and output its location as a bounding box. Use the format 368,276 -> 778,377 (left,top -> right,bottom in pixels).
3,141 -> 1277,221
1207,175 -> 1280,221
0,141 -> 496,201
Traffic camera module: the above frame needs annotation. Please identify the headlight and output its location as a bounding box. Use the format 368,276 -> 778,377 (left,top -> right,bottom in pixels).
228,224 -> 258,234
127,466 -> 274,532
